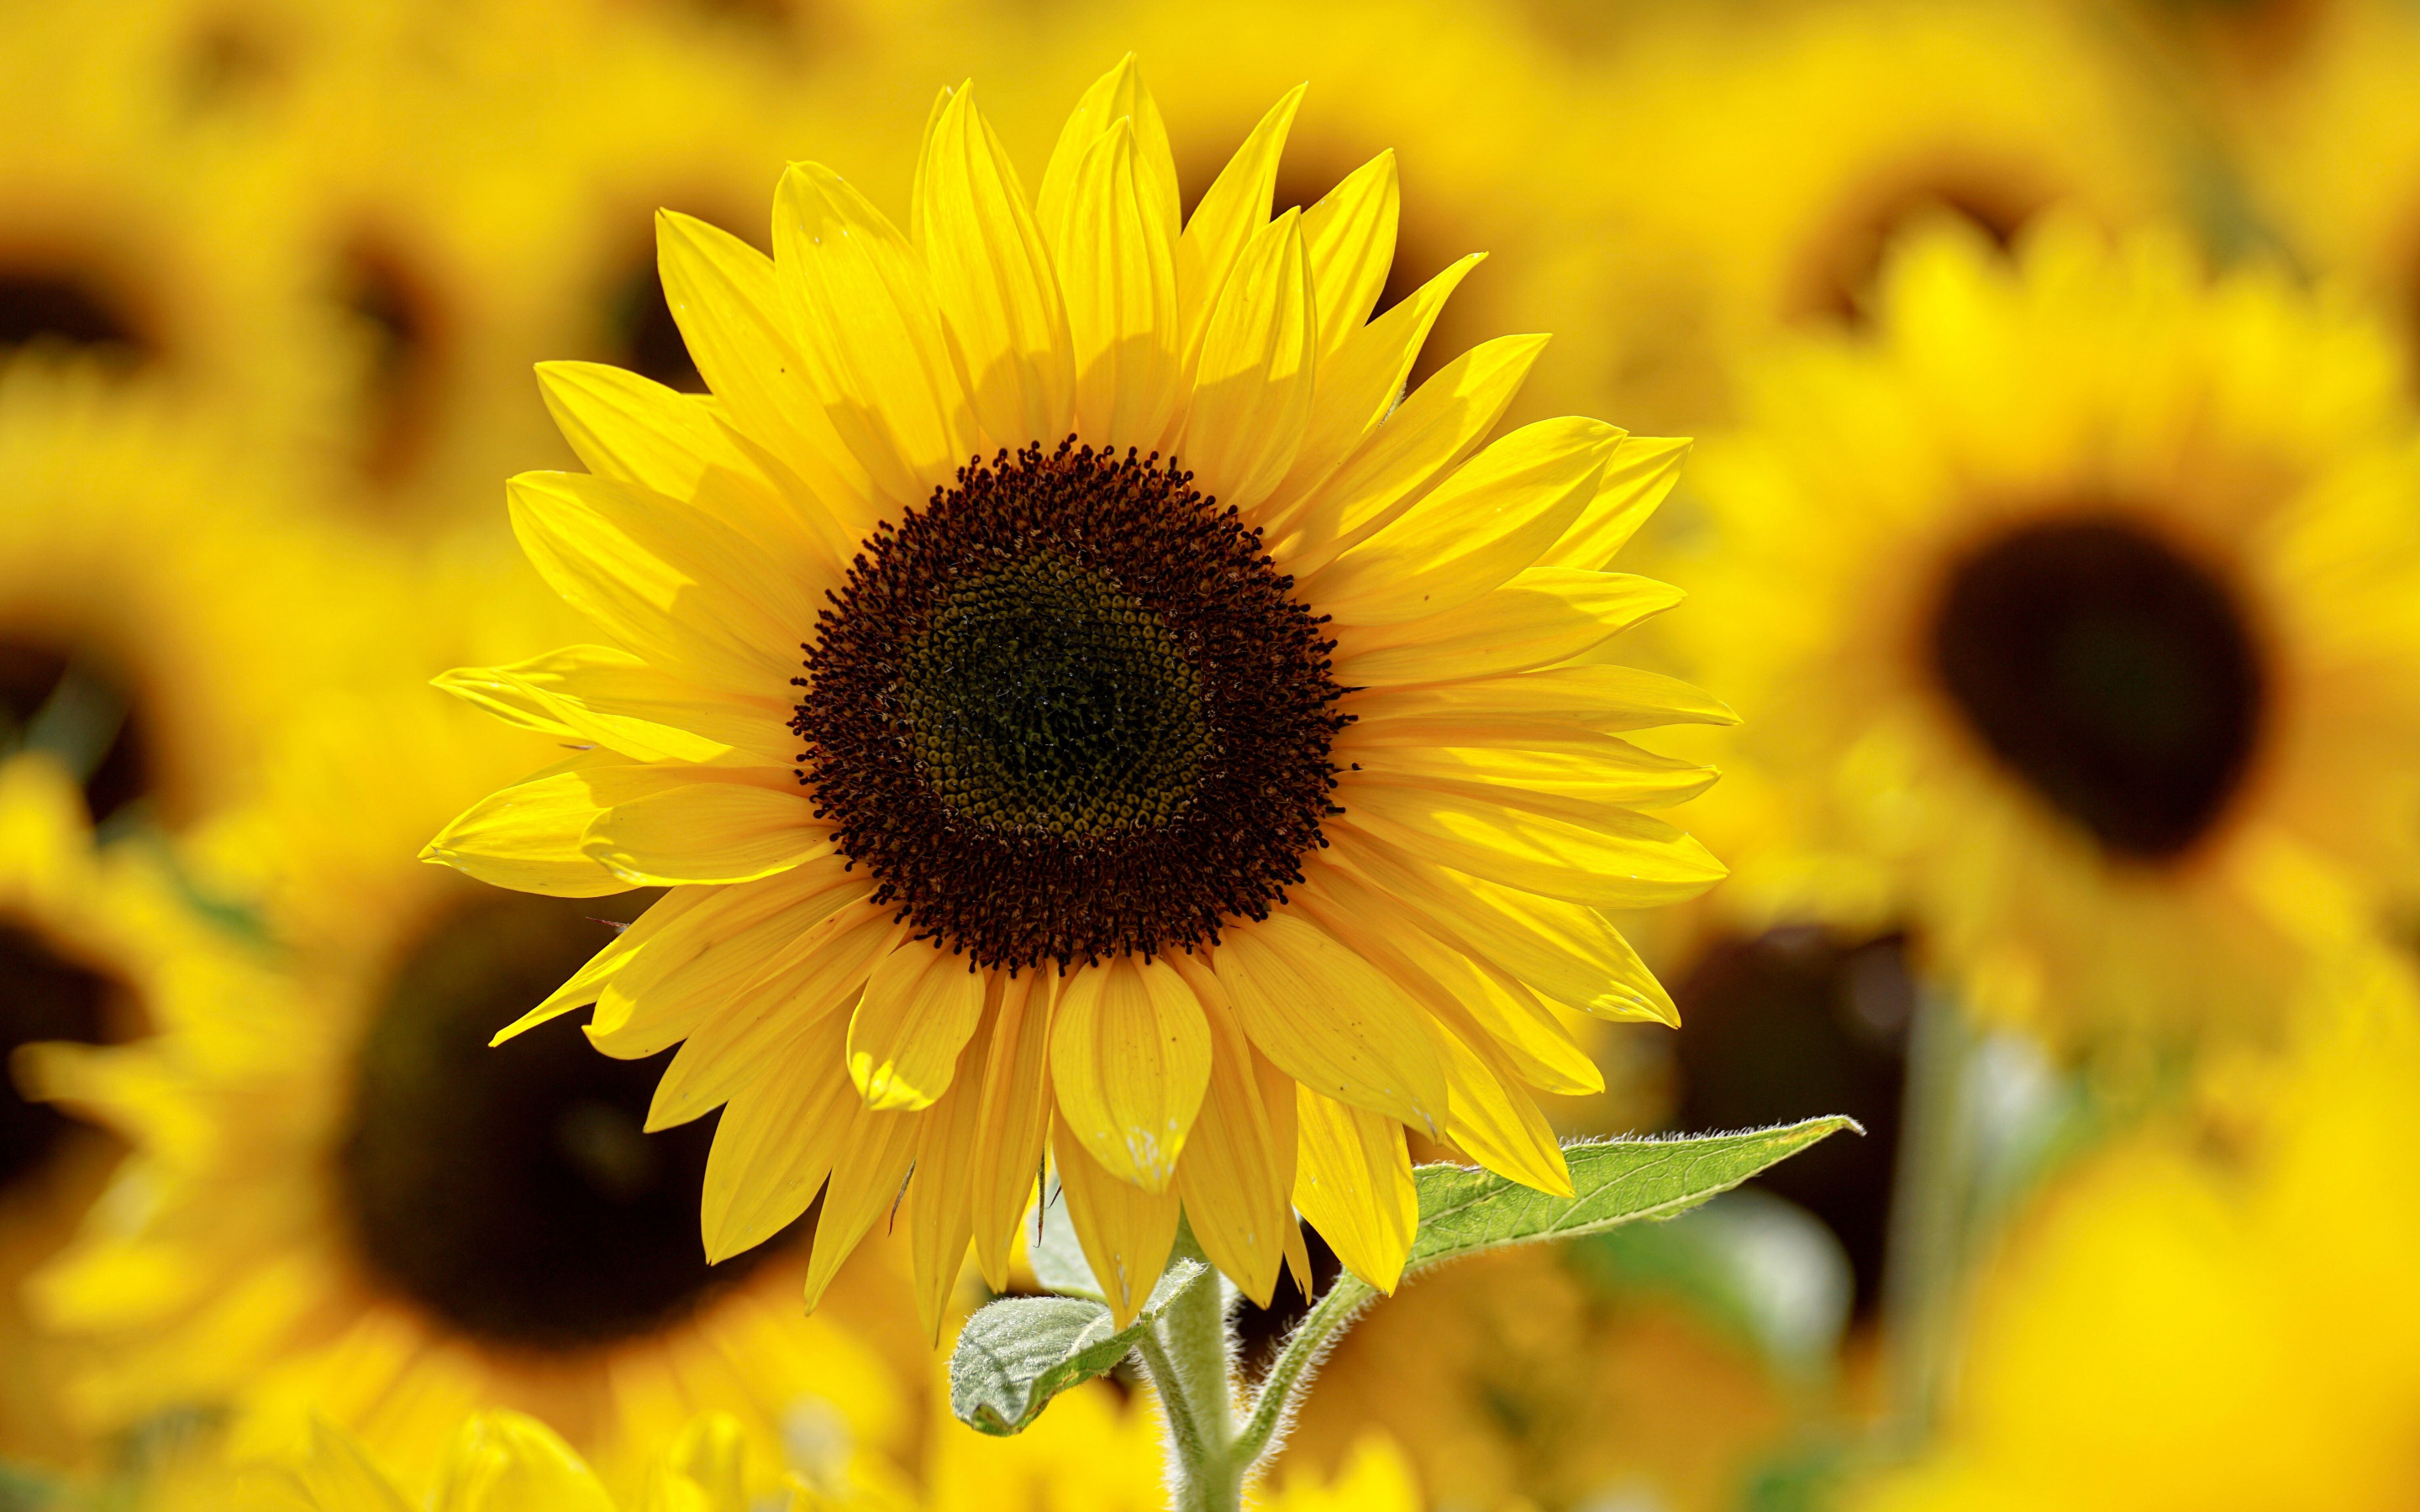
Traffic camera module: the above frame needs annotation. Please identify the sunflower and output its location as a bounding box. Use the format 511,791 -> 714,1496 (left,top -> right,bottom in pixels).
1679,214 -> 2420,1049
25,607 -> 918,1500
1524,0 -> 2180,438
1851,953 -> 2420,1511
427,56 -> 1727,1329
0,357 -> 332,832
0,753 -> 268,1467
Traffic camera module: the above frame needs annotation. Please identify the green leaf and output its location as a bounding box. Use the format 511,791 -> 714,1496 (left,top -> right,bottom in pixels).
948,1257 -> 1211,1436
1026,1177 -> 1104,1302
1407,1116 -> 1862,1274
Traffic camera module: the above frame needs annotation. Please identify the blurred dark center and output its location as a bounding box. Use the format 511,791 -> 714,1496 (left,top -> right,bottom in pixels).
338,890 -> 774,1351
0,921 -> 121,1196
1929,516 -> 2264,862
0,641 -> 150,828
339,239 -> 442,486
0,270 -> 149,365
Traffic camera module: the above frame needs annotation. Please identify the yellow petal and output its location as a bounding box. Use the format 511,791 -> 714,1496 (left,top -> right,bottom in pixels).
847,938 -> 988,1111
581,781 -> 833,886
905,992 -> 997,1339
1213,913 -> 1445,1134
1328,569 -> 1681,685
699,1011 -> 856,1263
1308,417 -> 1618,626
802,1100 -> 923,1311
1050,956 -> 1212,1193
537,360 -> 751,501
1328,826 -> 1677,1025
1270,253 -> 1482,517
422,753 -> 642,900
772,162 -> 974,506
1430,1021 -> 1571,1198
1053,1121 -> 1181,1329
1300,151 -> 1399,370
587,866 -> 865,1056
1178,85 -> 1304,365
967,970 -> 1055,1290
649,902 -> 898,1129
655,210 -> 879,529
1166,953 -> 1295,1306
435,645 -> 791,766
1293,1090 -> 1417,1294
1347,738 -> 1718,811
1037,55 -> 1180,250
489,885 -> 719,1044
433,1413 -> 615,1512
1272,328 -> 1545,576
288,1418 -> 413,1512
1534,434 -> 1692,570
1051,118 -> 1183,454
1182,209 -> 1317,517
1340,783 -> 1726,911
1346,664 -> 1739,743
507,470 -> 813,699
917,84 -> 1074,450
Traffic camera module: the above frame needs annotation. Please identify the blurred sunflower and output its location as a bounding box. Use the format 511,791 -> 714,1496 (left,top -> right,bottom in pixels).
429,56 -> 1726,1328
0,359 -> 322,832
1682,216 -> 2420,1047
24,630 -> 915,1500
1539,0 -> 2178,436
1852,953 -> 2420,1511
0,753 -> 264,1467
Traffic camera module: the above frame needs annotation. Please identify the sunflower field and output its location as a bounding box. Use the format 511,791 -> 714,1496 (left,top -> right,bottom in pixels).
3,1 -> 2417,1509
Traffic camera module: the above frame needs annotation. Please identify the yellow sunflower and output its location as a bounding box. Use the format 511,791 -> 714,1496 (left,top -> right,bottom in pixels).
1679,214 -> 2420,1047
1530,0 -> 2181,437
1851,953 -> 2420,1512
25,598 -> 917,1499
428,56 -> 1728,1330
0,752 -> 272,1467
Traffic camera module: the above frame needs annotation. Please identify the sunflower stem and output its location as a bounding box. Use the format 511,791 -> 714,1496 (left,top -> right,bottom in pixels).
1231,1270 -> 1375,1472
1141,1239 -> 1243,1512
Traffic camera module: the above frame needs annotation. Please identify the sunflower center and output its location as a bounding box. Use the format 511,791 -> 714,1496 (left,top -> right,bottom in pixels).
0,922 -> 119,1197
0,642 -> 150,828
797,440 -> 1346,969
338,891 -> 775,1351
1929,516 -> 2265,862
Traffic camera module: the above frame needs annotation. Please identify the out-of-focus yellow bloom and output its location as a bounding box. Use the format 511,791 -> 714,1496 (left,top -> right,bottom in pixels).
0,752 -> 276,1467
1854,955 -> 2420,1511
20,628 -> 919,1501
429,53 -> 1720,1331
1281,1243 -> 1790,1512
1538,0 -> 2180,437
0,359 -> 329,831
1681,215 -> 2420,1049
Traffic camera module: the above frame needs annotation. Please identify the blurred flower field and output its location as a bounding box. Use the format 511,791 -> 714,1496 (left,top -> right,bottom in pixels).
4,0 -> 2420,1508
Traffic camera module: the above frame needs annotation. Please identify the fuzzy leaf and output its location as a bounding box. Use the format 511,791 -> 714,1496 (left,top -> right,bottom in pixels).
1026,1177 -> 1104,1302
1406,1116 -> 1861,1274
949,1257 -> 1210,1436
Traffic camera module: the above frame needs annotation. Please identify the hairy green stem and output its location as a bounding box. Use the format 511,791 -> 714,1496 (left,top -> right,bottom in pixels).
1233,1272 -> 1373,1469
1149,1259 -> 1240,1512
1882,991 -> 1977,1448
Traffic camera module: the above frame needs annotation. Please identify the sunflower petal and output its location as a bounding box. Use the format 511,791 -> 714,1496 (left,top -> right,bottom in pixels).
1429,1022 -> 1572,1197
1166,953 -> 1295,1306
1346,664 -> 1739,741
772,162 -> 974,505
918,84 -> 1074,450
581,781 -> 832,886
967,972 -> 1055,1290
537,360 -> 750,501
1341,784 -> 1726,910
847,940 -> 988,1111
1053,1123 -> 1182,1329
1052,118 -> 1183,454
1177,84 -> 1303,364
1293,1090 -> 1417,1294
1038,55 -> 1181,249
700,1012 -> 855,1263
802,1103 -> 923,1311
906,1005 -> 994,1340
655,210 -> 879,526
587,866 -> 865,1057
422,753 -> 641,900
1536,434 -> 1691,570
1301,152 -> 1399,369
1342,738 -> 1719,811
488,886 -> 719,1045
1328,569 -> 1682,685
1183,209 -> 1317,516
1274,328 -> 1546,576
1308,417 -> 1618,625
435,645 -> 791,766
1050,956 -> 1212,1194
508,470 -> 812,698
1213,914 -> 1446,1134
